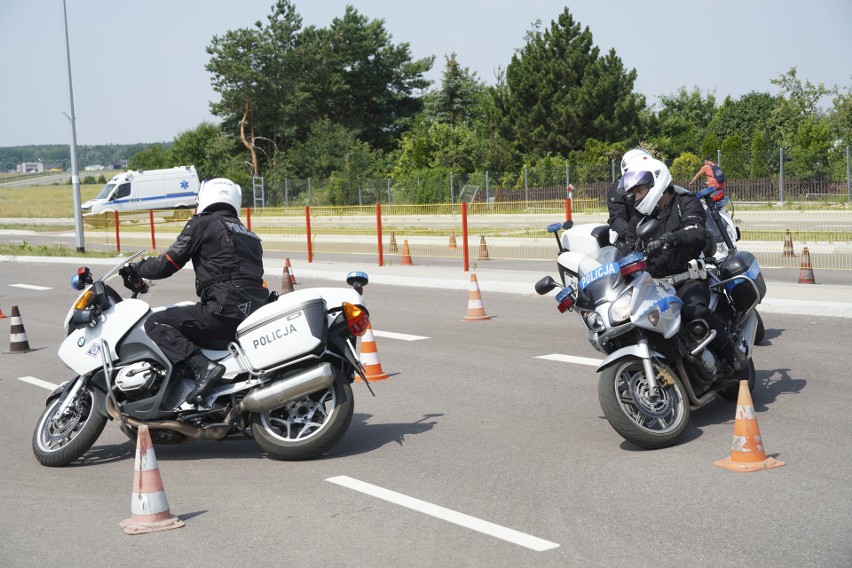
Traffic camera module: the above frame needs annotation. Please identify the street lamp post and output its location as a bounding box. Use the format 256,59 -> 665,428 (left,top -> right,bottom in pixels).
62,0 -> 85,252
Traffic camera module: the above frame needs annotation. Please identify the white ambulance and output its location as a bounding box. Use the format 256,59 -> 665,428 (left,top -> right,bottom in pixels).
82,166 -> 200,219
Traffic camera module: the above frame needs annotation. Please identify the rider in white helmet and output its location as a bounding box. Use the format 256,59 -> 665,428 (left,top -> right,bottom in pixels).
609,148 -> 653,253
618,160 -> 748,377
119,177 -> 269,405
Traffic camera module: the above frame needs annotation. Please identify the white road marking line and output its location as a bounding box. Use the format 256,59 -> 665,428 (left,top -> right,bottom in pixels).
536,353 -> 602,367
10,283 -> 52,291
372,330 -> 429,341
326,476 -> 559,551
17,376 -> 59,390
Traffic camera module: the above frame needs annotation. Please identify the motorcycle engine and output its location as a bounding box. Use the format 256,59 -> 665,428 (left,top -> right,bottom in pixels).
115,361 -> 164,394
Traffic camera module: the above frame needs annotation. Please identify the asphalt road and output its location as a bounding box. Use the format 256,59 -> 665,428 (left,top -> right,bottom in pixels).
1,262 -> 850,567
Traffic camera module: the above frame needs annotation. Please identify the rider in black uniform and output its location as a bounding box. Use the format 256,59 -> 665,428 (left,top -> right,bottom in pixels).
617,159 -> 747,376
120,178 -> 269,404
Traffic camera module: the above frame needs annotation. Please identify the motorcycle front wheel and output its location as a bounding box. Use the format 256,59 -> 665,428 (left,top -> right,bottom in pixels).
32,387 -> 108,467
598,358 -> 690,450
250,374 -> 354,460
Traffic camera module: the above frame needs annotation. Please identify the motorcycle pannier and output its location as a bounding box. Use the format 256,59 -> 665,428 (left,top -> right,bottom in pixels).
719,250 -> 766,310
236,297 -> 328,370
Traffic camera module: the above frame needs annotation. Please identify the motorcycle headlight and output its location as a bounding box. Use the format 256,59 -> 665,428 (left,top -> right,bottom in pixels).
581,309 -> 605,333
608,288 -> 634,325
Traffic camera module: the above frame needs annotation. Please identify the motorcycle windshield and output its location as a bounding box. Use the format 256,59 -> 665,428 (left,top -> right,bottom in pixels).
577,246 -> 624,303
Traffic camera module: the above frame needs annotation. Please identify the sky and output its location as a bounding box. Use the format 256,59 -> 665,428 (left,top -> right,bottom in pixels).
1,0 -> 850,147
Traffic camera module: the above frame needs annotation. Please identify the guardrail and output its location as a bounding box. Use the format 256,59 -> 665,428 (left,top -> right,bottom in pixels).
81,201 -> 852,271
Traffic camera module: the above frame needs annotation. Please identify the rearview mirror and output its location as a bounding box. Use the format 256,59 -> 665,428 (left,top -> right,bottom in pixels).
535,276 -> 559,295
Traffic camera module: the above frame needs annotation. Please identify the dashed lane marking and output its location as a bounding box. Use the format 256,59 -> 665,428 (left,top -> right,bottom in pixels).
535,353 -> 603,367
372,330 -> 429,341
10,284 -> 52,291
326,476 -> 559,551
17,376 -> 59,390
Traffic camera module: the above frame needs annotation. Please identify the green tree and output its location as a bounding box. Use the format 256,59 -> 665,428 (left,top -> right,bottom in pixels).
720,134 -> 746,179
700,134 -> 720,161
749,131 -> 770,178
768,67 -> 835,150
425,53 -> 484,126
128,144 -> 169,170
652,87 -> 717,160
787,117 -> 833,178
709,92 -> 777,151
671,152 -> 701,184
168,122 -> 227,180
317,6 -> 433,150
503,9 -> 643,156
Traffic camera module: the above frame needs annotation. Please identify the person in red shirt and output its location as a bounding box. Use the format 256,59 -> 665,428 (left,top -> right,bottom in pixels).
690,156 -> 725,190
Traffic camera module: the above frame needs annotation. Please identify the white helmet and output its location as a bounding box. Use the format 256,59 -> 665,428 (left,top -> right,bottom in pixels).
196,178 -> 242,214
620,148 -> 653,174
618,158 -> 672,216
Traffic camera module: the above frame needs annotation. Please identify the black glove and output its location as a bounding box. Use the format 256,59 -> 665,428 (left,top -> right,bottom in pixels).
614,239 -> 636,256
119,262 -> 148,294
645,232 -> 679,258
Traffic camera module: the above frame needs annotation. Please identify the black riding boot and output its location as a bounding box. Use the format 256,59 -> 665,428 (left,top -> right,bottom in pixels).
185,352 -> 225,404
719,341 -> 748,375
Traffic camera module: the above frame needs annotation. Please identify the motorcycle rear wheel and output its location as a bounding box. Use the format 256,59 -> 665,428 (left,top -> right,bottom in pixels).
32,388 -> 108,467
598,359 -> 690,450
250,374 -> 354,460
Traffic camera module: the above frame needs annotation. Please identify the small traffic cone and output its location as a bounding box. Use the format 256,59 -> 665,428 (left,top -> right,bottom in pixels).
281,264 -> 294,294
478,236 -> 490,261
463,274 -> 491,321
448,229 -> 458,250
388,232 -> 398,253
401,240 -> 413,266
285,257 -> 298,285
6,306 -> 35,353
713,381 -> 785,472
782,229 -> 795,257
798,247 -> 816,284
120,425 -> 185,534
0,306 -> 6,319
358,322 -> 390,382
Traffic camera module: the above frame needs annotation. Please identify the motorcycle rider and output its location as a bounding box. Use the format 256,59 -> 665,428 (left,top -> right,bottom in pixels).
119,178 -> 269,404
617,159 -> 747,377
608,148 -> 653,251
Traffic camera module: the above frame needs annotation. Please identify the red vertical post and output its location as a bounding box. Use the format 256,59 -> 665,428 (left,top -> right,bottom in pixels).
566,185 -> 573,222
113,210 -> 121,253
149,210 -> 156,251
246,207 -> 252,232
376,203 -> 384,267
462,201 -> 469,272
305,205 -> 313,263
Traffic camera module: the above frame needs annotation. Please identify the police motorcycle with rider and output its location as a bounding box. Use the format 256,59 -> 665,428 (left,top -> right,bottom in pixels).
33,179 -> 374,466
536,159 -> 765,449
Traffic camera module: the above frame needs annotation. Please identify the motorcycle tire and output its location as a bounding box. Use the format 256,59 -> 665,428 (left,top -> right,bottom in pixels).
598,358 -> 690,450
754,311 -> 766,345
32,388 -> 108,467
250,373 -> 354,460
719,358 -> 756,401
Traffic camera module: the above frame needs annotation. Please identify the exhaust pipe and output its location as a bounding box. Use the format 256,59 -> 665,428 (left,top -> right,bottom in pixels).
105,396 -> 231,441
237,362 -> 335,414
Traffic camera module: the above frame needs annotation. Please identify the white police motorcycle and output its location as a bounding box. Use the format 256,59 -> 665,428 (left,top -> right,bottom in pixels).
33,251 -> 373,466
535,188 -> 766,449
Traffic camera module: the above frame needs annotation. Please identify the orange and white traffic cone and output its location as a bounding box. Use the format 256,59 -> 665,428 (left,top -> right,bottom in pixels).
0,306 -> 6,319
401,240 -> 413,266
120,425 -> 185,534
478,235 -> 490,260
6,306 -> 35,353
798,247 -> 816,284
448,229 -> 458,250
281,263 -> 294,294
782,229 -> 795,258
463,274 -> 491,321
285,257 -> 298,285
358,322 -> 390,382
713,380 -> 785,472
388,232 -> 398,254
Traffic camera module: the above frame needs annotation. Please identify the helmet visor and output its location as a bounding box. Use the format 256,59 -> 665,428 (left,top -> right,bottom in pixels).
617,170 -> 655,195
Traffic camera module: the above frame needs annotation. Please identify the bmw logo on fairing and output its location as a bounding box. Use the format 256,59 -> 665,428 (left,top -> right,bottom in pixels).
77,337 -> 85,347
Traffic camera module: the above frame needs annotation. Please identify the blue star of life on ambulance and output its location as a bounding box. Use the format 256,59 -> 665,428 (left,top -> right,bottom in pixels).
180,180 -> 189,189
